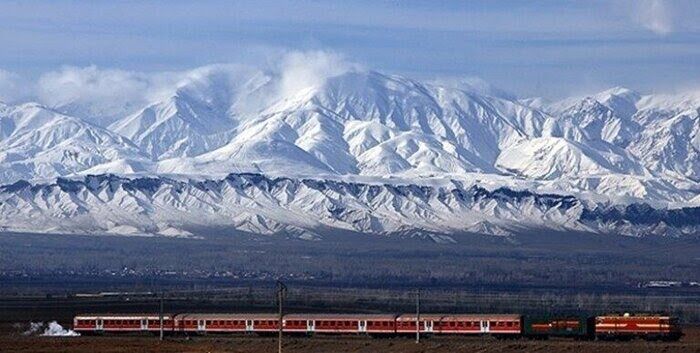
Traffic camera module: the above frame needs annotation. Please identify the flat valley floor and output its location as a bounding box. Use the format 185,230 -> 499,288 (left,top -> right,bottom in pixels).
2,232 -> 699,352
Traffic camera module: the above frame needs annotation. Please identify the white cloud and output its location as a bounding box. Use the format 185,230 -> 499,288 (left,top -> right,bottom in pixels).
274,50 -> 362,99
24,50 -> 359,123
431,76 -> 517,100
0,69 -> 31,103
635,0 -> 673,35
35,66 -> 183,123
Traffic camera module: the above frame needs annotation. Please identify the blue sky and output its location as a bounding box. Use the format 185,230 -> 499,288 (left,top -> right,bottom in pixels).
1,0 -> 699,98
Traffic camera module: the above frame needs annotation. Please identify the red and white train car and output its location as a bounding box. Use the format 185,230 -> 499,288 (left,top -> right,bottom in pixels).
395,314 -> 442,334
73,314 -> 175,334
595,315 -> 682,340
435,314 -> 521,335
283,314 -> 397,334
173,313 -> 279,334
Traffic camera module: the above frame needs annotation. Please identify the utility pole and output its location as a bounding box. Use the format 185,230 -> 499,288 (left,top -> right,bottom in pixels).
277,281 -> 287,353
415,288 -> 420,344
159,291 -> 164,341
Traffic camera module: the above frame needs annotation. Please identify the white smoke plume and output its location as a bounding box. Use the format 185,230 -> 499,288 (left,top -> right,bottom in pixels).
23,321 -> 44,336
24,321 -> 80,337
41,321 -> 81,337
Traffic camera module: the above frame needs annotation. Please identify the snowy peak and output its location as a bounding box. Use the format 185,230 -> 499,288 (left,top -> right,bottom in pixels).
0,103 -> 146,182
108,69 -> 246,160
0,69 -> 698,239
592,86 -> 641,119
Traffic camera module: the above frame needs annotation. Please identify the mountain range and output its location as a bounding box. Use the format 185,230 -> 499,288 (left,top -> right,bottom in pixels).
0,68 -> 698,239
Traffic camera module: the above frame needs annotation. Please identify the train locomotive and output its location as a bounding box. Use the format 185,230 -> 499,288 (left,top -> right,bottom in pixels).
73,312 -> 683,341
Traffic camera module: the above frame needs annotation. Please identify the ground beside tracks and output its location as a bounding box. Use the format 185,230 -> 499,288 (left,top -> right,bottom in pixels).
2,328 -> 700,353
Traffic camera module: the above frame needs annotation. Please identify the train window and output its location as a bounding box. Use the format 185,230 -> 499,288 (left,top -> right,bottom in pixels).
506,322 -> 513,327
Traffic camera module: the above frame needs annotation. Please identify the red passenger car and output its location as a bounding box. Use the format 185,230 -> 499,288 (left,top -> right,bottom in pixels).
174,313 -> 279,333
435,314 -> 521,335
283,314 -> 396,334
73,314 -> 175,334
395,314 -> 442,334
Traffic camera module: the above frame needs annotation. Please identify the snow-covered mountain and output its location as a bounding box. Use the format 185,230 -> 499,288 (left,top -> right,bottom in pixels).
0,102 -> 148,183
0,174 -> 697,240
0,68 -> 698,239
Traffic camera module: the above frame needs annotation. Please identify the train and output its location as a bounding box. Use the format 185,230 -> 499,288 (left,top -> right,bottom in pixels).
73,312 -> 683,341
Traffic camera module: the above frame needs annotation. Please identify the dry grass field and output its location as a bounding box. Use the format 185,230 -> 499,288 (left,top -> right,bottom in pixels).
2,329 -> 700,353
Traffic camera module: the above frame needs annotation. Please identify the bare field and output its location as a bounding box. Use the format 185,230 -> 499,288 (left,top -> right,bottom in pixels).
2,330 -> 700,353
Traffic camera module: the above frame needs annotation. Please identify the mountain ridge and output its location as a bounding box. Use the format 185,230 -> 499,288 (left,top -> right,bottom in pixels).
0,68 -> 698,238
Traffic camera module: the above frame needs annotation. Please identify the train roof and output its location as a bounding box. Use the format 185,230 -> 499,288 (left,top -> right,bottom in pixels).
284,313 -> 397,320
438,314 -> 521,320
75,313 -> 173,320
174,313 -> 279,320
395,314 -> 446,321
596,315 -> 673,319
